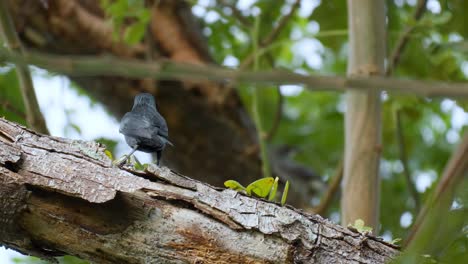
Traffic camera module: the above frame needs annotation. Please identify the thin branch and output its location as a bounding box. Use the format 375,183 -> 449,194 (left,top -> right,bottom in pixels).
240,0 -> 301,69
264,87 -> 283,142
261,0 -> 301,47
217,0 -> 252,28
395,110 -> 421,212
405,132 -> 468,247
263,53 -> 283,142
1,48 -> 468,97
308,160 -> 343,216
0,1 -> 49,134
386,0 -> 428,76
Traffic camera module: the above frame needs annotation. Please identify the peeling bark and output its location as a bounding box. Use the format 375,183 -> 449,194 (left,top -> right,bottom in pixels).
0,118 -> 399,263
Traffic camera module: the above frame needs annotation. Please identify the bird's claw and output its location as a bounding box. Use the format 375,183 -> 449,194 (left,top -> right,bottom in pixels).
113,155 -> 129,167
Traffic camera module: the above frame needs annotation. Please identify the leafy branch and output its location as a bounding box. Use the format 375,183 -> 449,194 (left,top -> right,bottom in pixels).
386,0 -> 428,76
240,0 -> 301,69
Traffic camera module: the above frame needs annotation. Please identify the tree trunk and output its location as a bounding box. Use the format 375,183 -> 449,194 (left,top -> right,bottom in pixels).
5,0 -> 261,188
342,0 -> 386,231
0,118 -> 399,263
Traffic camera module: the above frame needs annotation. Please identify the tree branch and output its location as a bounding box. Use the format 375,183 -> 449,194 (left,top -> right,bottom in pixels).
264,87 -> 284,142
0,1 -> 48,134
216,0 -> 252,28
0,117 -> 399,263
405,132 -> 468,247
240,0 -> 301,69
1,48 -> 468,97
309,160 -> 343,216
342,0 -> 385,232
395,110 -> 421,212
386,0 -> 428,76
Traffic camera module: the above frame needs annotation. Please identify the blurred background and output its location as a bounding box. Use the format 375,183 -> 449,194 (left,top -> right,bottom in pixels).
0,0 -> 467,263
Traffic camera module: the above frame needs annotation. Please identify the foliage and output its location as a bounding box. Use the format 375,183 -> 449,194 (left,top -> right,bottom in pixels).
0,67 -> 26,125
348,219 -> 373,233
100,0 -> 151,44
224,177 -> 290,205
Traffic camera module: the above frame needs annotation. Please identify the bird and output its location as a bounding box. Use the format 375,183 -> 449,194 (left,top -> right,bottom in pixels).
118,93 -> 172,166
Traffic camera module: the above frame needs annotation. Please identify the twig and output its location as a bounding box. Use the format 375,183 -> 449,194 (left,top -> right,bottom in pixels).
264,87 -> 283,142
261,0 -> 301,47
217,0 -> 251,28
405,132 -> 468,247
0,1 -> 49,134
1,48 -> 468,97
308,160 -> 343,216
263,53 -> 283,142
386,0 -> 428,76
251,16 -> 271,178
240,0 -> 301,69
395,110 -> 421,212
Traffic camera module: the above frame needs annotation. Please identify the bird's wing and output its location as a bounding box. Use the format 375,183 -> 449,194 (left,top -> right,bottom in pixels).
120,112 -> 158,139
154,114 -> 173,146
151,111 -> 169,138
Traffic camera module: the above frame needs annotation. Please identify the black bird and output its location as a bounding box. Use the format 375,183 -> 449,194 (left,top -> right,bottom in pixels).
119,93 -> 172,166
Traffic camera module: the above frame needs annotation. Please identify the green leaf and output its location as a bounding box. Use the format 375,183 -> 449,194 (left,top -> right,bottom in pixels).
95,138 -> 118,155
268,177 -> 279,201
106,0 -> 128,17
69,123 -> 82,135
224,180 -> 246,191
124,22 -> 146,44
348,219 -> 373,233
246,177 -> 275,197
390,238 -> 402,245
281,180 -> 289,206
131,155 -> 144,170
104,149 -> 114,161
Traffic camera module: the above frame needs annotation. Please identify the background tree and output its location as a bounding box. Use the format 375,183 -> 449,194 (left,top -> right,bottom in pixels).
0,0 -> 467,263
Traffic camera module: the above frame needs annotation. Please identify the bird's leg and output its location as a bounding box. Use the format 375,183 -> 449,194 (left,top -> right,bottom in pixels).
115,145 -> 138,167
156,151 -> 162,166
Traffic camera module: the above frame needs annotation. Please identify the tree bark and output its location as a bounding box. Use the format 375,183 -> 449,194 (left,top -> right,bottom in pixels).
342,0 -> 386,231
0,118 -> 399,263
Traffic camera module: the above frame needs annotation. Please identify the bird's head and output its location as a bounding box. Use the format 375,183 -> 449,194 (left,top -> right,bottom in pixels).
133,93 -> 157,110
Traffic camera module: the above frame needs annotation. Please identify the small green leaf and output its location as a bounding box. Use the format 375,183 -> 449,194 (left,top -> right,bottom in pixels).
268,177 -> 279,201
137,9 -> 151,23
132,155 -> 145,170
348,219 -> 373,233
69,123 -> 82,135
124,22 -> 146,44
390,238 -> 402,245
224,180 -> 246,191
106,0 -> 128,17
281,180 -> 289,206
104,150 -> 113,160
246,177 -> 275,197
